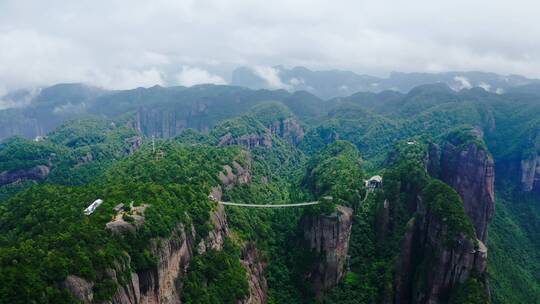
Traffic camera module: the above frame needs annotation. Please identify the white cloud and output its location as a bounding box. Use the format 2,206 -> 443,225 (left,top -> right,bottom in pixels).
0,97 -> 24,110
289,77 -> 304,86
252,66 -> 290,90
1,0 -> 540,90
477,82 -> 492,91
53,102 -> 86,114
453,76 -> 472,90
175,66 -> 226,86
0,88 -> 40,110
88,68 -> 166,90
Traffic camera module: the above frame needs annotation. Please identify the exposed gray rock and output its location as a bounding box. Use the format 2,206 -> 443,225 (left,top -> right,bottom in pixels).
218,159 -> 252,189
138,223 -> 196,304
0,165 -> 50,186
302,205 -> 353,296
197,205 -> 229,254
125,136 -> 143,155
218,132 -> 273,149
240,243 -> 268,304
428,139 -> 495,242
392,195 -> 488,304
267,118 -> 304,146
63,275 -> 94,304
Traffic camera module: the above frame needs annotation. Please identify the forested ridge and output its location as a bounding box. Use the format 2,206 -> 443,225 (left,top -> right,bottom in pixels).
0,82 -> 539,303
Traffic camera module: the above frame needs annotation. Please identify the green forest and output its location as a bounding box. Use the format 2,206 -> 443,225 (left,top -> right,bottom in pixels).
0,83 -> 539,304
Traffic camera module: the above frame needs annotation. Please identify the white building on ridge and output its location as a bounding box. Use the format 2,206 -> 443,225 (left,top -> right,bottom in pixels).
84,199 -> 103,215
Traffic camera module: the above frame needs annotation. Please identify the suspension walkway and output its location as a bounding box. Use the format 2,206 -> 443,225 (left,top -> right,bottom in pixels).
209,194 -> 323,208
209,174 -> 381,209
217,201 -> 320,208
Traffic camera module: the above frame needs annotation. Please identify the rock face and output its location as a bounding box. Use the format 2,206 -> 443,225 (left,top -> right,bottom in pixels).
240,243 -> 268,304
125,136 -> 144,155
0,164 -> 50,186
217,117 -> 305,149
114,204 -> 231,304
218,132 -> 273,149
218,160 -> 252,189
131,104 -> 213,138
428,139 -> 495,242
197,204 -> 229,254
520,130 -> 540,192
521,154 -> 540,192
391,133 -> 493,304
302,205 -> 353,296
137,223 -> 197,304
63,275 -> 94,304
66,158 -> 268,304
67,206 -> 228,304
393,196 -> 488,304
267,118 -> 304,146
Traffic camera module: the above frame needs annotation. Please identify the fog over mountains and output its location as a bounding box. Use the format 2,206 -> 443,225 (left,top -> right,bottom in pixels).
1,63 -> 540,304
1,65 -> 540,144
3,66 -> 540,111
231,66 -> 540,99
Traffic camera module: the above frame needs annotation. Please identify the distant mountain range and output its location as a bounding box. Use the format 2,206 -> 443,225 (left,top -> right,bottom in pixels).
2,66 -> 540,142
232,65 -> 540,98
1,68 -> 540,303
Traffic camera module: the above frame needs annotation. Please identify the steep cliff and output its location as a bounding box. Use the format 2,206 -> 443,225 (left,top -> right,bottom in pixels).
266,118 -> 304,146
65,211 -> 218,304
302,205 -> 353,296
218,132 -> 273,149
130,103 -> 214,138
65,155 -> 268,304
521,154 -> 539,192
212,108 -> 306,150
393,180 -> 488,304
0,164 -> 50,186
520,130 -> 540,193
381,138 -> 491,304
428,130 -> 495,242
239,243 -> 268,304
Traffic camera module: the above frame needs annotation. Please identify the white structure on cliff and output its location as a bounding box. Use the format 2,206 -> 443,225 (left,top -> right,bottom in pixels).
84,199 -> 103,215
365,175 -> 382,189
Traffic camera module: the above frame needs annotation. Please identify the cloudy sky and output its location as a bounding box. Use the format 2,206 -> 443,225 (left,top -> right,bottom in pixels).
1,0 -> 540,91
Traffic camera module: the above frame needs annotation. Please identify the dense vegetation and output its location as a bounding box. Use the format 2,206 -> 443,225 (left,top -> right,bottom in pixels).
182,240 -> 249,304
422,180 -> 476,241
302,141 -> 364,211
0,140 -> 247,303
0,81 -> 539,303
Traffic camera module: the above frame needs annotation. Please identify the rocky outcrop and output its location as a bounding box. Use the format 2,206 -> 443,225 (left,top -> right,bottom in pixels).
0,164 -> 50,186
389,132 -> 493,304
131,104 -> 212,138
521,154 -> 540,192
302,205 -> 353,296
267,118 -> 304,146
218,159 -> 252,189
125,136 -> 143,155
107,256 -> 141,304
66,156 -> 259,304
218,132 -> 273,149
68,204 -> 230,304
197,205 -> 229,254
428,136 -> 495,242
137,223 -> 196,304
520,130 -> 540,192
393,193 -> 488,304
121,205 -> 229,304
106,204 -> 148,234
240,243 -> 268,304
64,275 -> 94,304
